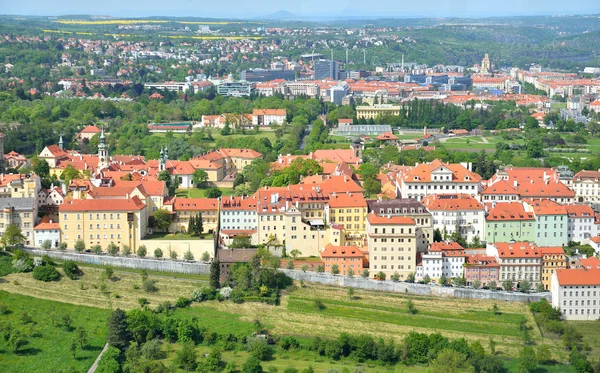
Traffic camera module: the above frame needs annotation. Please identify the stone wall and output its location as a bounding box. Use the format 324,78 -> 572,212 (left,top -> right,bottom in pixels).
25,249 -> 210,275
139,239 -> 215,261
280,269 -> 552,303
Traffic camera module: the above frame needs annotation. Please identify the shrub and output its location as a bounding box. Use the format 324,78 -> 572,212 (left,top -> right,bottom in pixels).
58,242 -> 68,251
192,286 -> 217,302
314,299 -> 326,311
183,249 -> 194,261
154,248 -> 163,258
279,336 -> 300,350
175,297 -> 191,308
12,259 -> 32,273
121,245 -> 132,256
41,239 -> 52,250
391,272 -> 400,282
316,265 -> 324,273
91,244 -> 102,255
347,268 -> 354,277
63,261 -> 82,280
201,251 -> 210,262
219,286 -> 232,299
331,264 -> 340,275
74,239 -> 86,252
137,245 -> 147,258
32,265 -> 60,282
104,267 -> 114,280
33,257 -> 43,267
107,243 -> 119,256
286,260 -> 294,270
142,279 -> 158,293
247,338 -> 274,361
141,339 -> 164,360
407,300 -> 417,314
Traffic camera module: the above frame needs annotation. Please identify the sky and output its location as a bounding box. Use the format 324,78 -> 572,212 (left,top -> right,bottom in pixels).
2,0 -> 600,18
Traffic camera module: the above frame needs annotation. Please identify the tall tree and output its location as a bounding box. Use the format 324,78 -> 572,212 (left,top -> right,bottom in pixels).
210,259 -> 220,289
107,309 -> 131,352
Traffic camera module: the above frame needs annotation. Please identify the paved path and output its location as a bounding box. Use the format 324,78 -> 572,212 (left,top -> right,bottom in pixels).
88,342 -> 109,373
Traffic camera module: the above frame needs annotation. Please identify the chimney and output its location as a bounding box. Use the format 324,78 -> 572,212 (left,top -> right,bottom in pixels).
513,180 -> 518,188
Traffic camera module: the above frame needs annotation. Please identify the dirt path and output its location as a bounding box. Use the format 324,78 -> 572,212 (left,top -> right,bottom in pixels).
87,342 -> 109,373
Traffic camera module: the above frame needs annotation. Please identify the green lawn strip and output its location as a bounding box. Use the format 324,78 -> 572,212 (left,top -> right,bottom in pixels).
57,261 -> 210,282
287,299 -> 521,337
0,291 -> 110,373
177,304 -> 256,335
288,295 -> 524,325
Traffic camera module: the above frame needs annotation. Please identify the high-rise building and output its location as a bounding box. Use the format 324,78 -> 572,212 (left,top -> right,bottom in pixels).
314,59 -> 339,80
240,69 -> 295,82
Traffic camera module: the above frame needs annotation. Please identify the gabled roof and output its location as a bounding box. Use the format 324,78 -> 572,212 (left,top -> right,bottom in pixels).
312,149 -> 361,164
398,159 -> 482,183
539,246 -> 565,255
466,254 -> 499,267
481,180 -> 518,195
78,125 -> 102,135
580,257 -> 600,270
492,242 -> 542,258
523,198 -> 567,215
34,215 -> 60,230
565,204 -> 594,218
43,144 -> 68,158
219,148 -> 262,159
252,108 -> 286,116
327,193 -> 367,208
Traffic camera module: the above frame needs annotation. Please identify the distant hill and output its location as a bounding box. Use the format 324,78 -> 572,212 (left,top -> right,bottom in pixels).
262,11 -> 302,20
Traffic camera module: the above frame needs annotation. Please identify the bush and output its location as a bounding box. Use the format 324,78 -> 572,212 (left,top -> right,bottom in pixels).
12,258 -> 32,273
192,286 -> 216,302
91,245 -> 102,255
154,248 -> 163,258
74,239 -> 86,253
107,243 -> 119,256
58,242 -> 67,251
121,245 -> 132,256
175,297 -> 191,308
279,336 -> 300,350
141,339 -> 164,360
32,265 -> 60,282
137,245 -> 147,258
142,279 -> 158,293
96,346 -> 121,373
314,299 -> 326,311
247,338 -> 274,361
63,261 -> 82,280
219,286 -> 232,299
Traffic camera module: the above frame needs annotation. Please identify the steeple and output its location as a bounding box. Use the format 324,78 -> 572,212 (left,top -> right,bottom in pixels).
164,146 -> 169,161
58,134 -> 64,150
98,127 -> 108,169
159,147 -> 166,172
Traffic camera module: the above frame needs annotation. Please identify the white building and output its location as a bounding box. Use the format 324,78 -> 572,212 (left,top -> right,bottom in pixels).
416,241 -> 465,280
552,268 -> 600,320
566,204 -> 600,244
395,159 -> 482,201
144,81 -> 191,92
487,242 -> 542,286
252,109 -> 287,126
219,196 -> 259,246
33,216 -> 61,248
422,194 -> 485,244
572,170 -> 600,204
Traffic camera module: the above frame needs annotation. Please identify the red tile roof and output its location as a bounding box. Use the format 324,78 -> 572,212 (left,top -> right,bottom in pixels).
466,254 -> 499,267
327,193 -> 367,208
79,125 -> 102,134
312,149 -> 361,164
398,159 -> 482,183
486,202 -> 534,221
492,242 -> 542,258
555,268 -> 600,286
482,180 -> 518,195
252,108 -> 287,116
523,199 -> 567,215
367,213 -> 415,225
59,195 -> 146,211
422,194 -> 484,211
34,215 -> 60,230
320,244 -> 365,258
580,257 -> 600,269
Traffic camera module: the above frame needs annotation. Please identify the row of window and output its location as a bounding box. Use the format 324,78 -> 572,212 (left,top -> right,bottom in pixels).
64,213 -> 122,220
373,256 -> 412,261
372,228 -> 413,234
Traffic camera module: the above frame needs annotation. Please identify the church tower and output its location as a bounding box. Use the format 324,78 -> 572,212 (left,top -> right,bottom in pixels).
159,148 -> 166,172
98,128 -> 108,170
58,134 -> 64,150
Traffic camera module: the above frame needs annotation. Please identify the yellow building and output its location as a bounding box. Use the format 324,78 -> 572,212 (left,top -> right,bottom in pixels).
325,193 -> 367,247
541,247 -> 566,291
168,197 -> 219,234
356,104 -> 401,120
0,174 -> 41,199
366,213 -> 418,280
59,196 -> 148,252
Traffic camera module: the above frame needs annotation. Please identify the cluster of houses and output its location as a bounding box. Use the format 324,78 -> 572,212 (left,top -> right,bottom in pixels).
2,126 -> 600,320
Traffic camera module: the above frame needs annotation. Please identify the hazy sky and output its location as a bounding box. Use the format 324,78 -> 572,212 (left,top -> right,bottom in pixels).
2,0 -> 600,18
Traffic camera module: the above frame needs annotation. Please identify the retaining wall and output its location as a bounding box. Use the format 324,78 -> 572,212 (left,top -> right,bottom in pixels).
280,269 -> 552,303
25,249 -> 210,275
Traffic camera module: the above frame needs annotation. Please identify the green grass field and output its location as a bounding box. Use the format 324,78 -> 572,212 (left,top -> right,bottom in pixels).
175,187 -> 234,198
0,291 -> 110,373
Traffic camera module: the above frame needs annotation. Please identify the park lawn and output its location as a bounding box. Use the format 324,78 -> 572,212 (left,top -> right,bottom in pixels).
0,291 -> 110,373
566,321 -> 600,357
176,187 -> 234,198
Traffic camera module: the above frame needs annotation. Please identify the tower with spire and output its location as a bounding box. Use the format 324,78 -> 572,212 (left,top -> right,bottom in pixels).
159,147 -> 166,172
58,134 -> 64,150
98,128 -> 108,169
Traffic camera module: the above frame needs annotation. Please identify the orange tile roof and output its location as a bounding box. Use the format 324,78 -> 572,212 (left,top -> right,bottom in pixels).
375,132 -> 398,141
493,242 -> 542,258
540,246 -> 565,255
466,254 -> 499,267
221,195 -> 259,210
219,148 -> 262,159
367,213 -> 415,225
189,159 -> 224,170
574,170 -> 600,180
112,180 -> 166,196
430,241 -> 464,252
555,268 -> 600,286
327,193 -> 367,208
252,108 -> 286,116
59,195 -> 146,211
422,194 -> 484,211
524,199 -> 567,215
33,215 -> 60,230
312,149 -> 361,164
173,197 -> 219,211
320,244 -> 365,258
398,159 -> 481,183
295,175 -> 364,194
580,257 -> 600,269
565,204 -> 594,218
45,144 -> 68,158
482,180 -> 518,195
79,125 -> 102,134
486,202 -> 535,221
591,236 -> 600,244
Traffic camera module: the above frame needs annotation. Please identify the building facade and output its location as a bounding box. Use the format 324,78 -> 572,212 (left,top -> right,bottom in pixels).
551,268 -> 600,320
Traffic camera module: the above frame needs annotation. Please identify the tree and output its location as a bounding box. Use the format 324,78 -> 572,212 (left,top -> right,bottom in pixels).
32,158 -> 50,177
92,244 -> 102,255
121,245 -> 132,256
175,341 -> 198,371
74,239 -> 86,253
153,209 -> 172,232
472,280 -> 481,289
525,116 -> 540,131
316,265 -> 325,273
210,259 -> 221,289
205,188 -> 223,198
1,224 -> 26,251
107,308 -> 131,351
41,239 -> 52,250
331,264 -> 340,275
201,251 -> 210,262
361,269 -> 370,278
430,348 -> 473,373
70,339 -> 78,359
439,275 -> 448,286
192,169 -> 208,187
230,235 -> 252,249
520,280 -> 532,292
76,327 -> 88,349
154,248 -> 163,258
347,268 -> 355,277
423,275 -> 431,284
158,170 -> 177,197
242,355 -> 264,373
63,261 -> 82,280
107,242 -> 119,256
220,123 -> 231,136
526,138 -> 544,158
536,344 -> 551,364
33,265 -> 60,282
488,281 -> 497,290
391,272 -> 400,282
183,249 -> 194,261
289,249 -> 301,259
347,288 -> 355,300
406,272 -> 415,283
518,346 -> 537,373
137,245 -> 147,258
7,330 -> 27,353
502,280 -> 514,291
58,242 -> 68,251
376,271 -> 386,281
363,178 -> 382,197
286,260 -> 294,270
433,228 -> 443,242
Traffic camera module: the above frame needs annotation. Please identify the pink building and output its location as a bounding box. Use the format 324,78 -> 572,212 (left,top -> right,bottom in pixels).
464,254 -> 500,287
